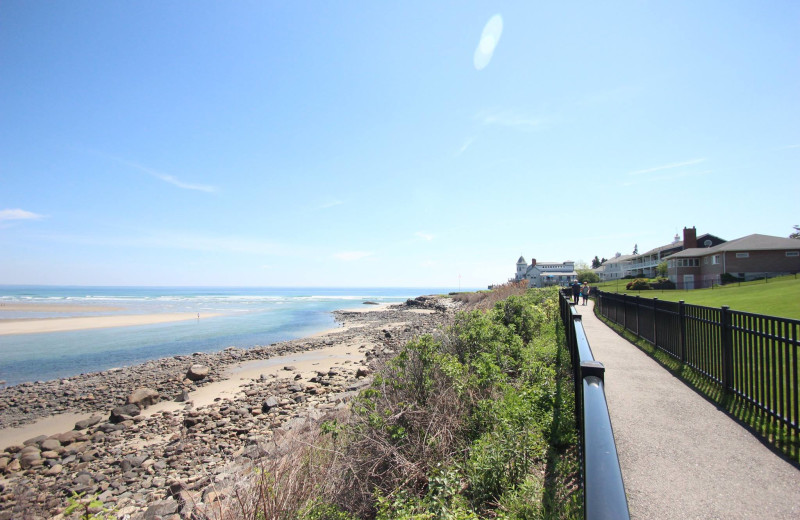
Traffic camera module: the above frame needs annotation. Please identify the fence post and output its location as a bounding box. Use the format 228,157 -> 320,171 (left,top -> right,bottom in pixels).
653,298 -> 658,348
679,300 -> 686,364
720,305 -> 733,392
622,295 -> 627,331
635,295 -> 640,337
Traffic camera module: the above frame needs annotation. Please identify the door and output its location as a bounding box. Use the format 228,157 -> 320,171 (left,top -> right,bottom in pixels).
683,274 -> 694,290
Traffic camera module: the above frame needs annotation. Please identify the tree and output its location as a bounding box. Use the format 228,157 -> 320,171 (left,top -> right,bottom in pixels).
656,261 -> 668,277
791,225 -> 800,239
591,256 -> 601,269
632,244 -> 639,255
577,269 -> 600,283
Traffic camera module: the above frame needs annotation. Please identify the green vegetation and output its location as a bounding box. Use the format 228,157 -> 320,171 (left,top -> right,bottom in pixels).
595,274 -> 800,320
231,288 -> 581,519
576,269 -> 599,284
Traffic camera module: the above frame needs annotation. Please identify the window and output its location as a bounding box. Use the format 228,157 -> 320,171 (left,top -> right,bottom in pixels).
736,252 -> 749,258
712,255 -> 721,265
787,251 -> 799,257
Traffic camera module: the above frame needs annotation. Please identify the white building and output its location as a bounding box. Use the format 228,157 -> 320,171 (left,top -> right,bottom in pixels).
513,256 -> 577,288
595,253 -> 634,281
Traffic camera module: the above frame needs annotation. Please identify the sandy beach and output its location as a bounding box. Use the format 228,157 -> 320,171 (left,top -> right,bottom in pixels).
0,312 -> 222,336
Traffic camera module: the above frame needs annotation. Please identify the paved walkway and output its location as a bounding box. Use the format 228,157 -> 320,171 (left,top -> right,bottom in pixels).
576,299 -> 800,520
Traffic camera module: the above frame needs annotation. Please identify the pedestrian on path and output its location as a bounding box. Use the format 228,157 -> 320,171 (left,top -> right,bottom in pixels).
581,282 -> 591,305
571,280 -> 581,304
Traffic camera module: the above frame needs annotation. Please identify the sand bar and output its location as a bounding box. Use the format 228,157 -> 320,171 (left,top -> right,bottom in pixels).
0,304 -> 124,313
0,312 -> 222,336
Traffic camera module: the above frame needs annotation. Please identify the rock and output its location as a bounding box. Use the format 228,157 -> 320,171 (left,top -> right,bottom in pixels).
23,435 -> 48,446
356,367 -> 370,378
283,365 -> 297,371
261,397 -> 279,413
39,438 -> 61,451
74,415 -> 104,430
128,388 -> 160,409
110,404 -> 141,423
143,499 -> 179,519
186,365 -> 209,381
175,389 -> 191,402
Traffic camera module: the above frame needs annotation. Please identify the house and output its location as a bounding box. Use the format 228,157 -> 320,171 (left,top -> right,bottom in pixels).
621,227 -> 726,279
664,234 -> 800,289
513,256 -> 577,288
595,253 -> 634,281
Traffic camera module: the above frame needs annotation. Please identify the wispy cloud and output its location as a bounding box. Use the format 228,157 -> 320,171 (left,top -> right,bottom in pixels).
628,158 -> 706,176
86,149 -> 218,193
455,137 -> 475,157
477,109 -> 543,130
621,169 -> 713,187
333,251 -> 374,261
0,208 -> 46,221
318,199 -> 344,210
39,231 -> 290,256
415,231 -> 435,241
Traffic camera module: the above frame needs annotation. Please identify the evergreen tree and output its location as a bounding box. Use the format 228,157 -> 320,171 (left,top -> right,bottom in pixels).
632,244 -> 639,255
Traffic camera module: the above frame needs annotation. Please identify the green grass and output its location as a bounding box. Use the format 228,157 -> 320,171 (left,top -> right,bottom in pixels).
595,275 -> 800,320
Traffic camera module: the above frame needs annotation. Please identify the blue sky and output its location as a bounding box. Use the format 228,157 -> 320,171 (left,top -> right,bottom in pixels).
1,1 -> 798,288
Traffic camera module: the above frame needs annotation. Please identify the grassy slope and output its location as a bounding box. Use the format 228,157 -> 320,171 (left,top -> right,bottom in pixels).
595,275 -> 800,320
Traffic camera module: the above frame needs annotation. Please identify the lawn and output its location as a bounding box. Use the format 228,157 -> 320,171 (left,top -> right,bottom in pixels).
594,275 -> 800,320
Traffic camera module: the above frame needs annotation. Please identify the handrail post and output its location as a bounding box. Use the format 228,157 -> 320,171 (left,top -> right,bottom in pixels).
679,300 -> 686,363
721,305 -> 733,392
653,298 -> 658,348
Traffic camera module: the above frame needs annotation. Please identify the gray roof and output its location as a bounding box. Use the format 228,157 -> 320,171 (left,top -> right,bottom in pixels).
603,254 -> 634,264
517,255 -> 526,264
665,234 -> 800,259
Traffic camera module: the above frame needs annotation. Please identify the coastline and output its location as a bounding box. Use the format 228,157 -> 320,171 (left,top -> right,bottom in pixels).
0,297 -> 454,518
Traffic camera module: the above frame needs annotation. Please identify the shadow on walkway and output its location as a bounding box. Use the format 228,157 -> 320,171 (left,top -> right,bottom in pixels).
575,300 -> 799,520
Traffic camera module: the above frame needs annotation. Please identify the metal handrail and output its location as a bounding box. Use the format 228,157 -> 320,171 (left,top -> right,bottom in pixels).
560,291 -> 630,520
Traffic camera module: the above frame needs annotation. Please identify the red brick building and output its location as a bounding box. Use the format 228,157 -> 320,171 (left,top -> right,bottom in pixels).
665,234 -> 800,289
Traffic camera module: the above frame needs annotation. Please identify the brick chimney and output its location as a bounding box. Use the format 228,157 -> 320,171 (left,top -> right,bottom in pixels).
531,258 -> 536,267
683,226 -> 697,249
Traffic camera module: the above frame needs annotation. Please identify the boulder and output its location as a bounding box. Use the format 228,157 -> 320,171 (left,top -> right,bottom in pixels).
186,364 -> 210,381
261,396 -> 279,413
143,499 -> 179,519
74,415 -> 104,430
110,404 -> 141,423
127,388 -> 160,409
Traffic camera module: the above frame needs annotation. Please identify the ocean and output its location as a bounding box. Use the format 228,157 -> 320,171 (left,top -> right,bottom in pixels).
0,286 -> 457,387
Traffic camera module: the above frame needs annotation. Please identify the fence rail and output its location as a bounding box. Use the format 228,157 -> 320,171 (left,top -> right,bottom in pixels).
596,291 -> 800,443
559,291 -> 630,520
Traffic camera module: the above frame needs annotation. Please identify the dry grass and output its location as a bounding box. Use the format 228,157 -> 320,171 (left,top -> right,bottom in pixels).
451,281 -> 529,311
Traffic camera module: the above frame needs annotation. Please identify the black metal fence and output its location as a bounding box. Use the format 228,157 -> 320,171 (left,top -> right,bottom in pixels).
596,291 -> 800,443
559,291 -> 630,520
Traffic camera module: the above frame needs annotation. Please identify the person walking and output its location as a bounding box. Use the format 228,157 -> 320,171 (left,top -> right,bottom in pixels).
571,280 -> 581,304
581,282 -> 591,305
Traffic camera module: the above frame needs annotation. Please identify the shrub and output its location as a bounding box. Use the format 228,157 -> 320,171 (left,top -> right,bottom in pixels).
625,278 -> 651,290
650,278 -> 676,290
721,272 -> 744,285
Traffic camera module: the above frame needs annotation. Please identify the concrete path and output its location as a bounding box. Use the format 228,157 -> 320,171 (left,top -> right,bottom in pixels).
576,299 -> 800,520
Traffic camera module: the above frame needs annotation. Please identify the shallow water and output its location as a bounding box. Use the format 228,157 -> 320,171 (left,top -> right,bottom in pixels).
0,286 -> 454,386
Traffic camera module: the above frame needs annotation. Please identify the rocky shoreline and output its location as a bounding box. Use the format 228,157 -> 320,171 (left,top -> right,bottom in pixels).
0,297 -> 455,519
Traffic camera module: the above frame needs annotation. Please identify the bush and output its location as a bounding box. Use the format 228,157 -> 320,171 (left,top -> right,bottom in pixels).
625,278 -> 651,290
650,278 -> 676,290
721,272 -> 745,285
